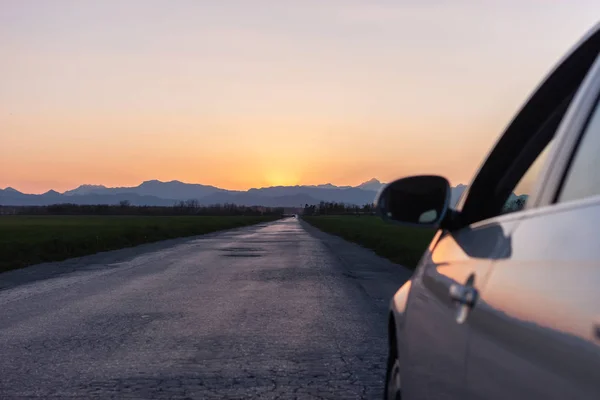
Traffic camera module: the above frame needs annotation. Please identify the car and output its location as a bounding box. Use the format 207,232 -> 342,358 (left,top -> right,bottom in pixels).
376,22 -> 600,400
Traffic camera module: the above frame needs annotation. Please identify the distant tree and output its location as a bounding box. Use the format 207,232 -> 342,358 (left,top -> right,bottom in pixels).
184,199 -> 199,210
514,197 -> 526,211
13,202 -> 285,217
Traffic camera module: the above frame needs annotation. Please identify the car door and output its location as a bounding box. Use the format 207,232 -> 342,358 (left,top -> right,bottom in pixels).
465,28 -> 600,400
400,224 -> 501,399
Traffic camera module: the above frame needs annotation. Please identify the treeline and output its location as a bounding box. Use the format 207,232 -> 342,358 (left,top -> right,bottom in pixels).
3,201 -> 284,216
303,202 -> 375,216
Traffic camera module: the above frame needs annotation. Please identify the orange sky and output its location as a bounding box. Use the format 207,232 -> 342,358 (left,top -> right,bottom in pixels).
1,1 -> 599,194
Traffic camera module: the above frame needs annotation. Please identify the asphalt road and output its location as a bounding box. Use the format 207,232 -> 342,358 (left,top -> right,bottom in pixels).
0,217 -> 412,399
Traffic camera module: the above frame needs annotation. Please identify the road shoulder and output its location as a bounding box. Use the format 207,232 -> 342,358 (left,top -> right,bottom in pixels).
300,219 -> 413,309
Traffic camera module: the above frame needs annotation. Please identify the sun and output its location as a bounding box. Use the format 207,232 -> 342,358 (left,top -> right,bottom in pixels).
264,170 -> 300,187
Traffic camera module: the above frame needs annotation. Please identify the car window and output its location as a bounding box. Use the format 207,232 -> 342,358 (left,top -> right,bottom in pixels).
558,98 -> 600,203
458,87 -> 575,225
501,139 -> 555,214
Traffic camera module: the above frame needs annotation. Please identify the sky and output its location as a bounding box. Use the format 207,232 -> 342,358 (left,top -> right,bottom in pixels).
1,0 -> 599,194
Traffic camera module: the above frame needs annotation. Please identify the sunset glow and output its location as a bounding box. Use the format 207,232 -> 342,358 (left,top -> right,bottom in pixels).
1,0 -> 599,194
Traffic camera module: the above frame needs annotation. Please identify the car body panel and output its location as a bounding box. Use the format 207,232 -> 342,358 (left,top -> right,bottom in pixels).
465,201 -> 600,400
396,221 -> 511,399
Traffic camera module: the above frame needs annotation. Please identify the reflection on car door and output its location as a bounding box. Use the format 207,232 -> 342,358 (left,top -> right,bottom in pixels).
465,203 -> 600,400
401,221 -> 509,399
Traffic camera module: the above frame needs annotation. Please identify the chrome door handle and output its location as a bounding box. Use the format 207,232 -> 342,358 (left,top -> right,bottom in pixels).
449,274 -> 478,324
449,283 -> 478,308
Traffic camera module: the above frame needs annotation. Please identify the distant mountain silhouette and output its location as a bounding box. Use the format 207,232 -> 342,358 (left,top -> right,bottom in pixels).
1,178 -> 471,207
198,187 -> 376,207
450,184 -> 467,207
306,183 -> 353,189
357,178 -> 385,192
3,187 -> 22,194
0,188 -> 176,206
63,184 -> 108,196
63,180 -> 225,199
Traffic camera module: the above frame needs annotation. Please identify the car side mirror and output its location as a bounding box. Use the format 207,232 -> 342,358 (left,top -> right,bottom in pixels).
375,175 -> 451,228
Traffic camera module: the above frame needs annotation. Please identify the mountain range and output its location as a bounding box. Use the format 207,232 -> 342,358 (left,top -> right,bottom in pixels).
0,179 -> 469,208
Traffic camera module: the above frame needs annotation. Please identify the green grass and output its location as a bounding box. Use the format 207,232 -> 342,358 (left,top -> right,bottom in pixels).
0,215 -> 280,272
303,215 -> 435,269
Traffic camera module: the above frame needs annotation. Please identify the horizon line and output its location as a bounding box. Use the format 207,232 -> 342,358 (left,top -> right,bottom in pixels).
1,178 -> 471,196
1,178 -> 386,195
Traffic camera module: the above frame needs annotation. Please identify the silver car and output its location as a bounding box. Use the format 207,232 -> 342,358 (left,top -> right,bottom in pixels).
377,22 -> 600,400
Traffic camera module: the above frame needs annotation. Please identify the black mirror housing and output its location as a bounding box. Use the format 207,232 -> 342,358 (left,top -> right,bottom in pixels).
375,175 -> 451,228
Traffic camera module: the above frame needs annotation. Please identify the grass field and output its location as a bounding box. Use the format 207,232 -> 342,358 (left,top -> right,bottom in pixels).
0,215 -> 280,272
303,215 -> 436,268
